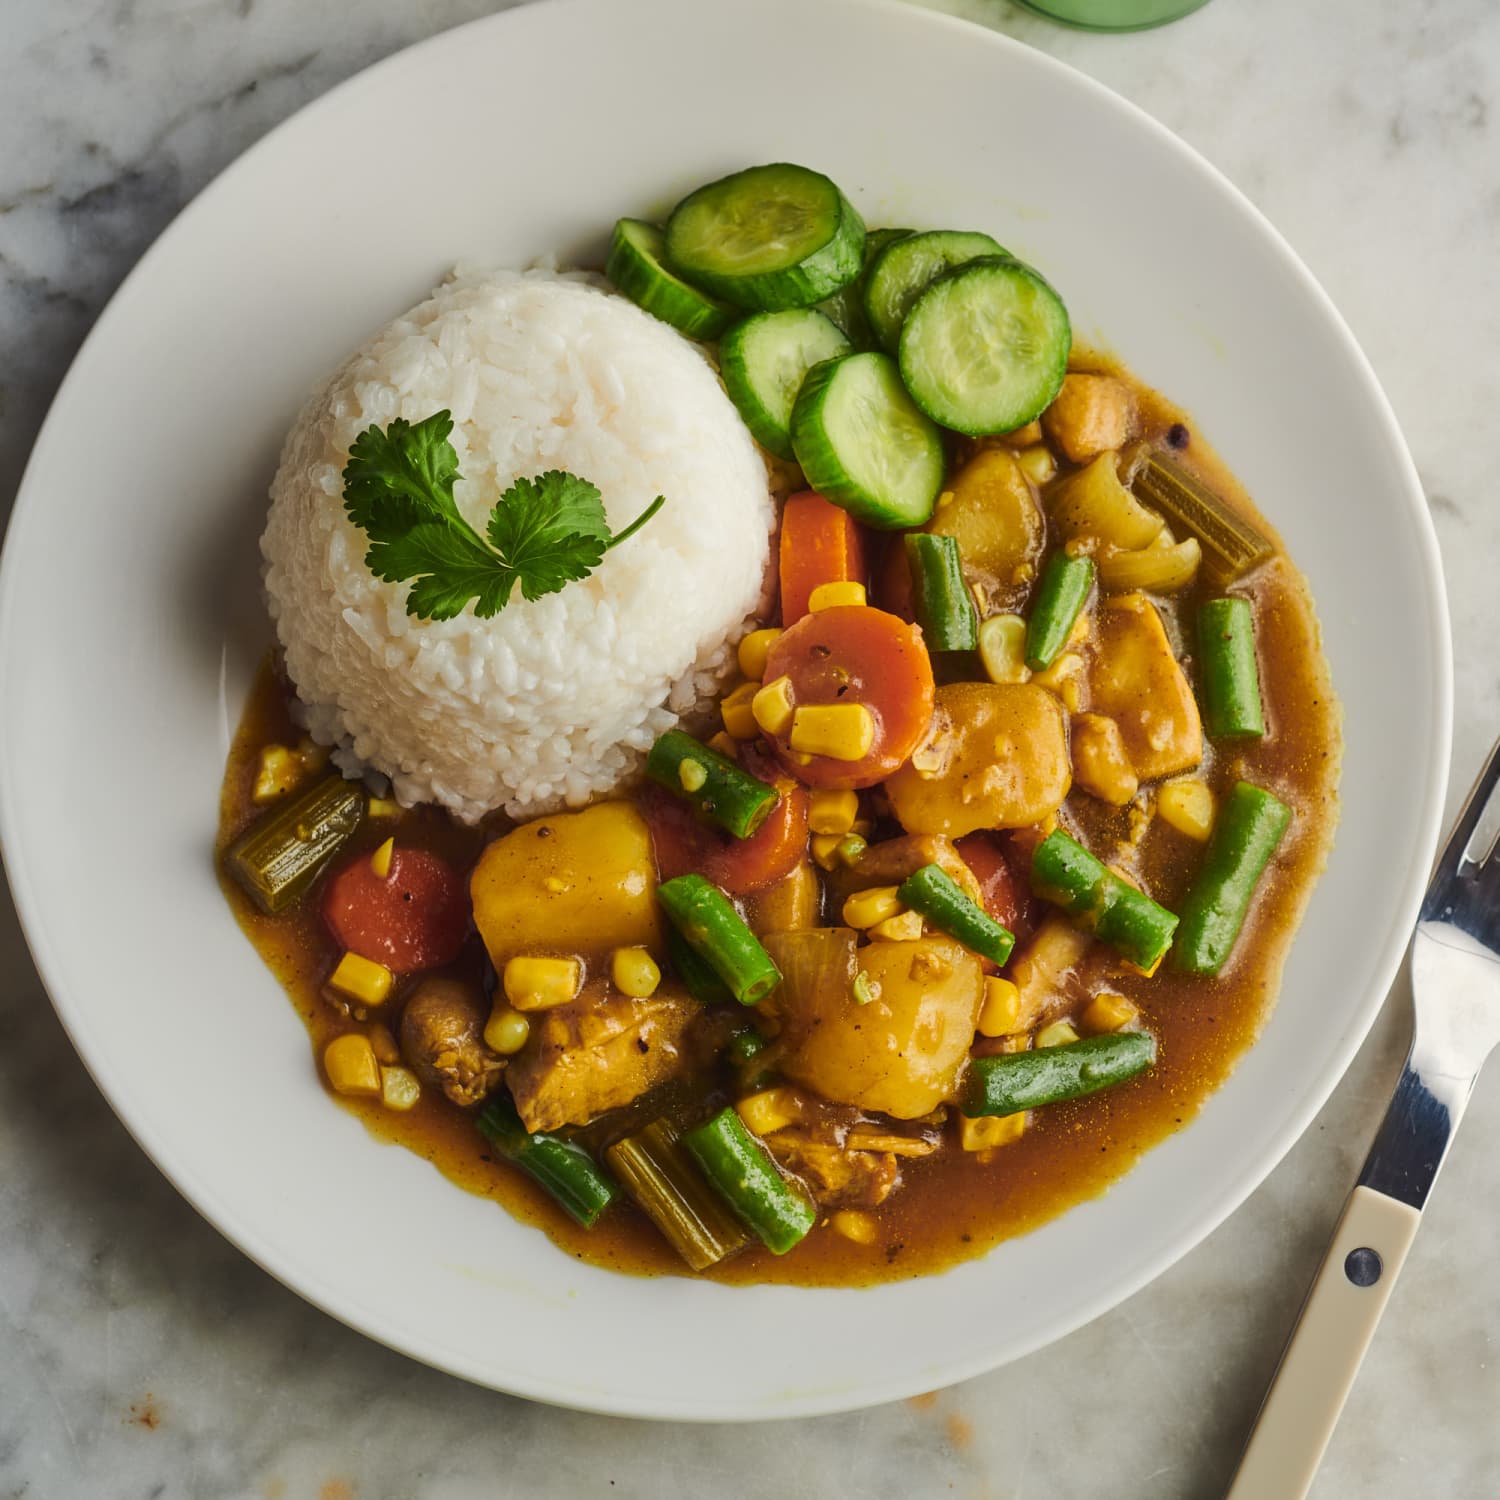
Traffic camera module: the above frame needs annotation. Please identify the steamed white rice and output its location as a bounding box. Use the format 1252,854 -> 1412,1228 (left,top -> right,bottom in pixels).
261,267 -> 775,822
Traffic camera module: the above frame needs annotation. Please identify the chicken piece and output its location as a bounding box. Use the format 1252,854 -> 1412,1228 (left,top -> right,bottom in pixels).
764,1128 -> 900,1209
1088,593 -> 1203,781
505,981 -> 699,1133
399,978 -> 504,1108
1041,373 -> 1137,464
1070,713 -> 1141,807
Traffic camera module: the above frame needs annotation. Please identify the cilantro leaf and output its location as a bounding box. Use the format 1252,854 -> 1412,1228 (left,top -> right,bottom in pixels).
340,411 -> 664,620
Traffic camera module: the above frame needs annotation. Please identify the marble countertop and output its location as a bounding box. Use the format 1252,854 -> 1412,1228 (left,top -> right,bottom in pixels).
2,0 -> 1496,1494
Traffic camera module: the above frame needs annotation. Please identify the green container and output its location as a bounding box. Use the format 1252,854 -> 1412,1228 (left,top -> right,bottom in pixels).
1015,0 -> 1211,30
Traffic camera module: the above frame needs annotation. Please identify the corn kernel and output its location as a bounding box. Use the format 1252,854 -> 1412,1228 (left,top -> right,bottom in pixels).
977,976 -> 1023,1038
808,788 -> 859,836
503,955 -> 582,1012
483,1005 -> 531,1055
677,758 -> 708,793
369,836 -> 395,879
935,488 -> 957,510
706,731 -> 738,758
829,1210 -> 879,1245
1081,991 -> 1140,1034
869,909 -> 925,942
1158,780 -> 1216,842
327,951 -> 394,1008
842,885 -> 905,930
978,614 -> 1030,685
368,1023 -> 401,1065
809,580 -> 867,611
1035,1019 -> 1081,1049
959,1112 -> 1027,1151
380,1065 -> 421,1111
811,833 -> 844,871
323,1033 -> 381,1096
252,745 -> 300,803
737,1087 -> 801,1137
1016,445 -> 1057,486
737,627 -> 782,681
790,703 -> 875,762
1033,651 -> 1085,711
367,795 -> 403,819
721,681 -> 760,740
752,675 -> 796,736
611,946 -> 661,999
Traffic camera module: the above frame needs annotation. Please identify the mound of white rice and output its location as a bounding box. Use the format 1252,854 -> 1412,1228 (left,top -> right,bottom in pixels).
262,268 -> 775,822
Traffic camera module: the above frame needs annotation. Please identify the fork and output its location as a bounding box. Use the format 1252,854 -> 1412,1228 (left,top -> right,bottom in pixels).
1226,739 -> 1500,1499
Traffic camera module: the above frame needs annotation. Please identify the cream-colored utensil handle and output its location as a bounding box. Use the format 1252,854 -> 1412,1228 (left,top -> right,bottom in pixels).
1225,1185 -> 1422,1500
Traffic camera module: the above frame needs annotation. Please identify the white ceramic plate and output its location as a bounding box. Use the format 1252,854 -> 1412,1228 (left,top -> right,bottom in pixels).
0,0 -> 1450,1420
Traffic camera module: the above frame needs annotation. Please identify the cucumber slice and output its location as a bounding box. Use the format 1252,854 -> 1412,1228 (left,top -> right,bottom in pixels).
665,163 -> 866,311
816,227 -> 913,349
606,219 -> 733,340
863,229 -> 1005,352
790,352 -> 945,529
899,255 -> 1071,436
720,310 -> 852,461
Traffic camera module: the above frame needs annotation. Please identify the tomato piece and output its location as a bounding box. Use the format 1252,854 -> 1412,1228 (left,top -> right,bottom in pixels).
778,491 -> 868,625
955,831 -> 1036,949
762,605 -> 935,790
644,744 -> 809,895
322,846 -> 468,974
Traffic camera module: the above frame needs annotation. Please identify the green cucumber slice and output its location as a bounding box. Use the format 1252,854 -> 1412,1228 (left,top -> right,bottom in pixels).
862,229 -> 1005,352
606,219 -> 733,340
899,255 -> 1070,435
789,352 -> 945,529
664,163 -> 866,311
816,227 -> 913,349
720,309 -> 852,461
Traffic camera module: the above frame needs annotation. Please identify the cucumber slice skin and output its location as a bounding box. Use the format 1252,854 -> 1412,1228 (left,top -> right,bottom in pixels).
899,255 -> 1071,436
816,227 -> 913,350
790,352 -> 946,530
664,164 -> 867,312
720,310 -> 852,462
863,229 -> 1006,352
606,219 -> 734,340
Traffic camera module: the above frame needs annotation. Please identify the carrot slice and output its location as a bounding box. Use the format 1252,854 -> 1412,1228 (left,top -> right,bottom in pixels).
778,491 -> 868,626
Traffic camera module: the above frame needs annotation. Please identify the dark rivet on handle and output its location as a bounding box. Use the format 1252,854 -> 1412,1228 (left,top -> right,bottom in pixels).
1344,1247 -> 1383,1287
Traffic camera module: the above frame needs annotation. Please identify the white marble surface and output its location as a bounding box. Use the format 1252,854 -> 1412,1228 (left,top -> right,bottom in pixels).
2,0 -> 1497,1494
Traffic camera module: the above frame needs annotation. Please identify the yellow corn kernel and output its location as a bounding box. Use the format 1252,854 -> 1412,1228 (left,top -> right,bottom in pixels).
808,580 -> 867,611
677,758 -> 708,793
811,833 -> 844,871
737,628 -> 782,681
829,1210 -> 879,1245
935,488 -> 957,510
977,976 -> 1023,1038
720,681 -> 760,740
612,946 -> 661,999
807,788 -> 859,836
369,836 -> 395,879
503,955 -> 582,1012
1015,444 -> 1057,486
368,1023 -> 401,1066
1081,991 -> 1140,1035
327,951 -> 394,1009
842,885 -> 905,930
323,1033 -> 381,1097
483,1005 -> 531,1055
380,1065 -> 421,1111
737,1087 -> 801,1137
366,795 -> 403,819
252,745 -> 300,803
959,1112 -> 1027,1151
706,731 -> 739,759
1033,650 -> 1085,712
752,675 -> 796,737
1036,1019 -> 1081,1049
790,703 -> 875,762
978,613 -> 1030,685
1158,780 -> 1216,842
869,909 -> 926,942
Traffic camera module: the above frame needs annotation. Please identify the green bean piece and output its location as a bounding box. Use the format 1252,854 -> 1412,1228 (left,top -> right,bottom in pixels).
476,1094 -> 619,1228
666,926 -> 734,1007
962,1032 -> 1158,1118
1031,829 -> 1179,972
223,775 -> 364,914
1025,551 -> 1095,671
1173,781 -> 1292,976
1198,598 -> 1265,739
898,862 -> 1014,966
683,1107 -> 816,1255
645,729 -> 780,839
658,874 -> 782,1006
905,533 -> 979,651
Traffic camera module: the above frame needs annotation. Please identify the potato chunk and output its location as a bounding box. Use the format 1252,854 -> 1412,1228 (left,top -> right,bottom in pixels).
1088,593 -> 1202,781
1070,713 -> 1140,806
470,802 -> 662,969
777,935 -> 984,1119
927,447 -> 1044,596
886,682 -> 1071,837
1041,373 -> 1137,463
